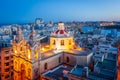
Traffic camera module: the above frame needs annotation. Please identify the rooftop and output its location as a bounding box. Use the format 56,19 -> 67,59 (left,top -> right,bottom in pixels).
70,65 -> 115,80
64,49 -> 91,56
41,48 -> 91,59
96,59 -> 116,71
94,53 -> 104,58
110,47 -> 117,51
42,64 -> 73,80
70,65 -> 84,76
107,53 -> 117,60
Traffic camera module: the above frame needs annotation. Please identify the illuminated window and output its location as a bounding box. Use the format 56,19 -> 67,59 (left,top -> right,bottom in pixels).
27,49 -> 31,59
61,40 -> 64,46
13,46 -> 17,54
53,40 -> 56,45
34,50 -> 38,59
44,63 -> 48,70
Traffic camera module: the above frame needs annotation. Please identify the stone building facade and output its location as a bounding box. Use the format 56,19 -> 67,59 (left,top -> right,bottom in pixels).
13,22 -> 92,80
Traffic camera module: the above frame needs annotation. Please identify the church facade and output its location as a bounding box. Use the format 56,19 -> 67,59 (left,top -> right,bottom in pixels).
13,22 -> 93,80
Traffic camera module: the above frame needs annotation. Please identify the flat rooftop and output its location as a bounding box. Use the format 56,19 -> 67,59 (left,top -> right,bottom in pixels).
96,59 -> 116,71
107,53 -> 117,60
95,59 -> 116,79
42,64 -> 73,80
70,65 -> 83,76
64,49 -> 91,56
70,65 -> 114,80
41,49 -> 91,59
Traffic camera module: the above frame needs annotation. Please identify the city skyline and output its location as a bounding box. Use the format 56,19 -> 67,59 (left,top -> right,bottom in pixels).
0,0 -> 120,23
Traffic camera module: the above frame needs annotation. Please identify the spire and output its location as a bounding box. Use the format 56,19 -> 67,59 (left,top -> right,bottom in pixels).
30,24 -> 36,36
15,26 -> 23,42
28,24 -> 37,46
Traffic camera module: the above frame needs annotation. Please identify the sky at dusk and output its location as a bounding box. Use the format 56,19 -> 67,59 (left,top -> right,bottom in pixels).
0,0 -> 120,23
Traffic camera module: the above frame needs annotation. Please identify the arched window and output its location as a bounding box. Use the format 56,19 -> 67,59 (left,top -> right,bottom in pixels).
53,40 -> 56,45
21,64 -> 26,80
28,68 -> 31,79
61,40 -> 64,46
20,47 -> 22,51
27,49 -> 31,59
66,57 -> 69,63
59,57 -> 61,63
44,63 -> 48,70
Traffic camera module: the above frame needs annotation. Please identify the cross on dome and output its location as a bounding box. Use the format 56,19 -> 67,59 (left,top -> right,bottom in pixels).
55,22 -> 68,34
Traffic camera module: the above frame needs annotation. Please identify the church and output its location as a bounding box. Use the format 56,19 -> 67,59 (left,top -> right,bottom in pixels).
13,22 -> 93,80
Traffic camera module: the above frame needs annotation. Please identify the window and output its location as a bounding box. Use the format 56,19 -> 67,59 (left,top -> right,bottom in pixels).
53,40 -> 56,45
21,64 -> 26,80
5,57 -> 9,60
66,57 -> 69,63
5,51 -> 9,54
11,55 -> 13,58
44,63 -> 48,70
11,49 -> 13,52
11,61 -> 13,64
105,49 -> 107,50
28,68 -> 31,78
34,50 -> 38,59
5,68 -> 9,72
61,40 -> 64,46
59,57 -> 61,63
20,47 -> 22,51
5,63 -> 9,66
27,49 -> 31,59
5,75 -> 9,79
11,72 -> 13,76
69,40 -> 71,45
11,66 -> 13,69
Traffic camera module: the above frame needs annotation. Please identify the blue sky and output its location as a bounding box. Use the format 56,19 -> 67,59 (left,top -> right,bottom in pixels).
0,0 -> 120,23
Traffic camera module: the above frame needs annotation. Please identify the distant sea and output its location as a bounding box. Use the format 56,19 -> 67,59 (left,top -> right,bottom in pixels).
0,23 -> 27,27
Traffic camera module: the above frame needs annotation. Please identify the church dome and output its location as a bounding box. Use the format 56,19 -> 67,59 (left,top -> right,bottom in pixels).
53,22 -> 68,35
55,30 -> 68,34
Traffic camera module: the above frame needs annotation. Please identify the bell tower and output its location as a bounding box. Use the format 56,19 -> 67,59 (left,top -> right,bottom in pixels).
13,25 -> 41,80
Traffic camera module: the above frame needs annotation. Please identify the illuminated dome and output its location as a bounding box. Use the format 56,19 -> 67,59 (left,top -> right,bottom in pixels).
55,30 -> 68,34
50,22 -> 74,50
51,22 -> 70,36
